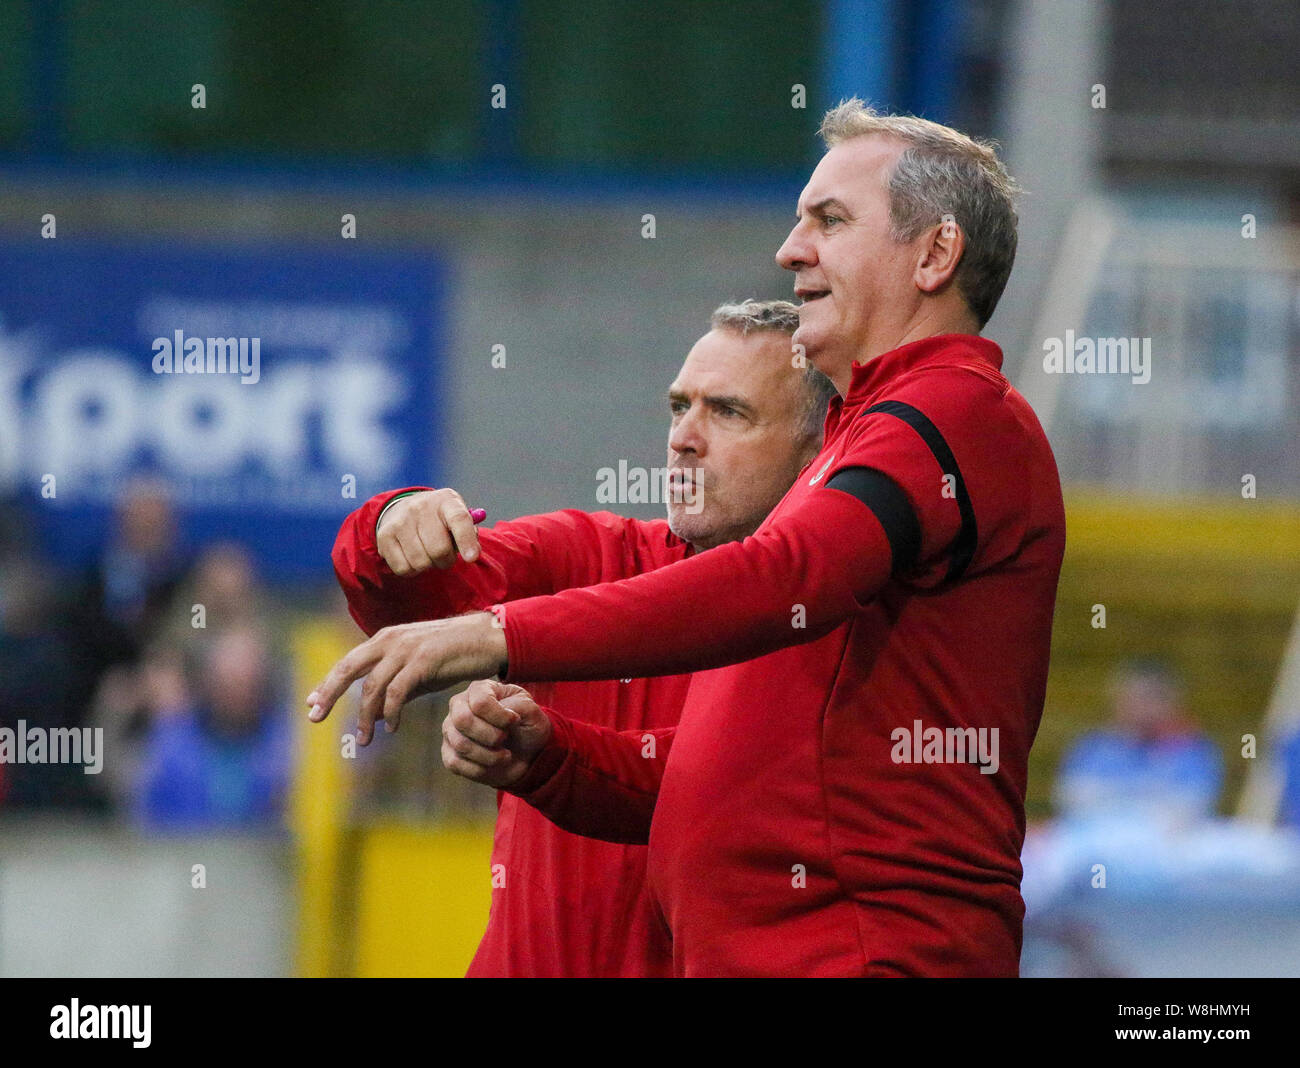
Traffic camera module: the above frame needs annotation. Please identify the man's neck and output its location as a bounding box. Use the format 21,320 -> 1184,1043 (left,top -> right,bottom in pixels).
826,311 -> 981,393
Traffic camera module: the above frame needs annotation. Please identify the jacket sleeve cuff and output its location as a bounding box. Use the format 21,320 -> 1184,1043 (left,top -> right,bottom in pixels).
507,709 -> 571,797
373,488 -> 433,538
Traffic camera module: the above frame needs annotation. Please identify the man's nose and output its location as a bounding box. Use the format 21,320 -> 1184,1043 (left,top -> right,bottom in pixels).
776,224 -> 813,271
668,412 -> 706,457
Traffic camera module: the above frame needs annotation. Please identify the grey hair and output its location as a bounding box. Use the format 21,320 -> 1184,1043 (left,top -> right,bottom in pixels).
709,298 -> 837,446
710,297 -> 800,336
819,98 -> 1021,328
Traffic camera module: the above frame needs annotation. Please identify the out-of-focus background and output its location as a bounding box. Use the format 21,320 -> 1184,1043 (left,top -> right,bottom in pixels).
0,0 -> 1297,978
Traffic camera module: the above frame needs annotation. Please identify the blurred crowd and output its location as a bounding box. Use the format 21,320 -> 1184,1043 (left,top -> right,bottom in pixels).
0,479 -> 294,831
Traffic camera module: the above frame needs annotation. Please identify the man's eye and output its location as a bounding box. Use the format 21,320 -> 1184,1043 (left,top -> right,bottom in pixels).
823,215 -> 842,227
717,406 -> 738,418
670,402 -> 686,414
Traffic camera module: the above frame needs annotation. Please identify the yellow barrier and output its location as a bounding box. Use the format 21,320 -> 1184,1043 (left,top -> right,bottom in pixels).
353,824 -> 494,978
289,618 -> 355,978
1061,488 -> 1300,611
1063,488 -> 1300,564
289,618 -> 495,977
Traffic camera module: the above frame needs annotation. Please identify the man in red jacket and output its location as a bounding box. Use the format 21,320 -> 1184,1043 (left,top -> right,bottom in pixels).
310,101 -> 1066,976
330,299 -> 834,976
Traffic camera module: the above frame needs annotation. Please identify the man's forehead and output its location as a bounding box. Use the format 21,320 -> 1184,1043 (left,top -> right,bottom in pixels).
672,330 -> 794,396
672,337 -> 740,391
797,135 -> 901,212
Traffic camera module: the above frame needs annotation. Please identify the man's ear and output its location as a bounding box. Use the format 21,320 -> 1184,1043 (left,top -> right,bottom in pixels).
914,216 -> 966,295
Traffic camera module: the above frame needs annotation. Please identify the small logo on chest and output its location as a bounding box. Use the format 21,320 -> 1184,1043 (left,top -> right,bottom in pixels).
808,456 -> 836,485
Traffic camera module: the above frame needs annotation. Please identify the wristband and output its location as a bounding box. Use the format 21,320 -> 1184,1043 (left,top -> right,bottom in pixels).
374,490 -> 425,538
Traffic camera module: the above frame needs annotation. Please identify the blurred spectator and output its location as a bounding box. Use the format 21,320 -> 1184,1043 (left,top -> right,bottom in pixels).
67,478 -> 188,709
187,542 -> 264,621
0,552 -> 98,810
87,639 -> 191,814
1054,661 -> 1223,826
0,489 -> 40,559
158,541 -> 276,655
88,540 -> 293,820
134,625 -> 292,832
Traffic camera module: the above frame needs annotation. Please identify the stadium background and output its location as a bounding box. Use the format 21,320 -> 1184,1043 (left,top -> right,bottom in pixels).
0,0 -> 1297,977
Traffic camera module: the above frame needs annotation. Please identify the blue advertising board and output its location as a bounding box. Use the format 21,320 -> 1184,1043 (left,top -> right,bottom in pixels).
0,239 -> 443,583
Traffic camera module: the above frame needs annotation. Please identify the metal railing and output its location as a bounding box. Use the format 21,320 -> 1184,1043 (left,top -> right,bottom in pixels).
1018,200 -> 1300,498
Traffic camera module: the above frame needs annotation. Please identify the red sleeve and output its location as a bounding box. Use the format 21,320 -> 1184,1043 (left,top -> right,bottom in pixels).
332,486 -> 493,635
501,486 -> 894,682
332,489 -> 686,637
507,711 -> 675,844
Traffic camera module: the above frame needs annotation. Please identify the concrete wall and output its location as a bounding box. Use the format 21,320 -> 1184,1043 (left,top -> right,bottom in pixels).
0,819 -> 291,977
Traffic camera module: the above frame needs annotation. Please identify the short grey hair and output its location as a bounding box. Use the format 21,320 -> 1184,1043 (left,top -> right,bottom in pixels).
709,298 -> 800,336
709,298 -> 836,445
819,99 -> 1021,328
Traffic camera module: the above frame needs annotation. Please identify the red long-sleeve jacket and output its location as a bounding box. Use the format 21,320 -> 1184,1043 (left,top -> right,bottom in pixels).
497,334 -> 1067,977
332,491 -> 693,977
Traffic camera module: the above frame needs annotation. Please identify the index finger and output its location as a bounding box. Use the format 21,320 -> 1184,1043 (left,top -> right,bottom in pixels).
440,496 -> 483,563
306,640 -> 384,723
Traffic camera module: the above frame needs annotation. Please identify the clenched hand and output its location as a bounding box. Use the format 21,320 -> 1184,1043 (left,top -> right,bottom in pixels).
441,679 -> 553,789
377,488 -> 486,575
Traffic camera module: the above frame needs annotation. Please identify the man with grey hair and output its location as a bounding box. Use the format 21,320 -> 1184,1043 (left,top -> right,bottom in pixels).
329,299 -> 832,976
313,100 -> 1066,977
780,99 -> 1021,388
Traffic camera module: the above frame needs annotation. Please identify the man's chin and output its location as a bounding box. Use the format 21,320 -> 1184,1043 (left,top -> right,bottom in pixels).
795,326 -> 851,381
667,509 -> 717,549
793,323 -> 824,363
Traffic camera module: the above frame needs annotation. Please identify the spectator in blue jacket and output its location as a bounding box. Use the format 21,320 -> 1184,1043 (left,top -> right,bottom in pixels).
1055,660 -> 1223,826
135,624 -> 291,831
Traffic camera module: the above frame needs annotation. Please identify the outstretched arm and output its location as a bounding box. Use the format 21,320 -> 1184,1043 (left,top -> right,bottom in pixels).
498,485 -> 891,682
308,486 -> 892,743
308,371 -> 1017,738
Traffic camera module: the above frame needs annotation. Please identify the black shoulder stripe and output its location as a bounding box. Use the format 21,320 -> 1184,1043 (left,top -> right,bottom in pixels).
825,467 -> 921,577
863,400 -> 977,583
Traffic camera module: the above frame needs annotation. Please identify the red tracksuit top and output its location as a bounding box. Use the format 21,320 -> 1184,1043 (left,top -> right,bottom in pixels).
332,496 -> 693,976
497,334 -> 1067,977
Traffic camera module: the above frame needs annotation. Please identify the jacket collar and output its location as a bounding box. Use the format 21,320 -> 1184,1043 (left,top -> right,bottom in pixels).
825,333 -> 1004,431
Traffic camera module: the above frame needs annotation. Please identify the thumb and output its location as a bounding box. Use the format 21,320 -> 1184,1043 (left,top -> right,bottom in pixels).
498,692 -> 550,759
